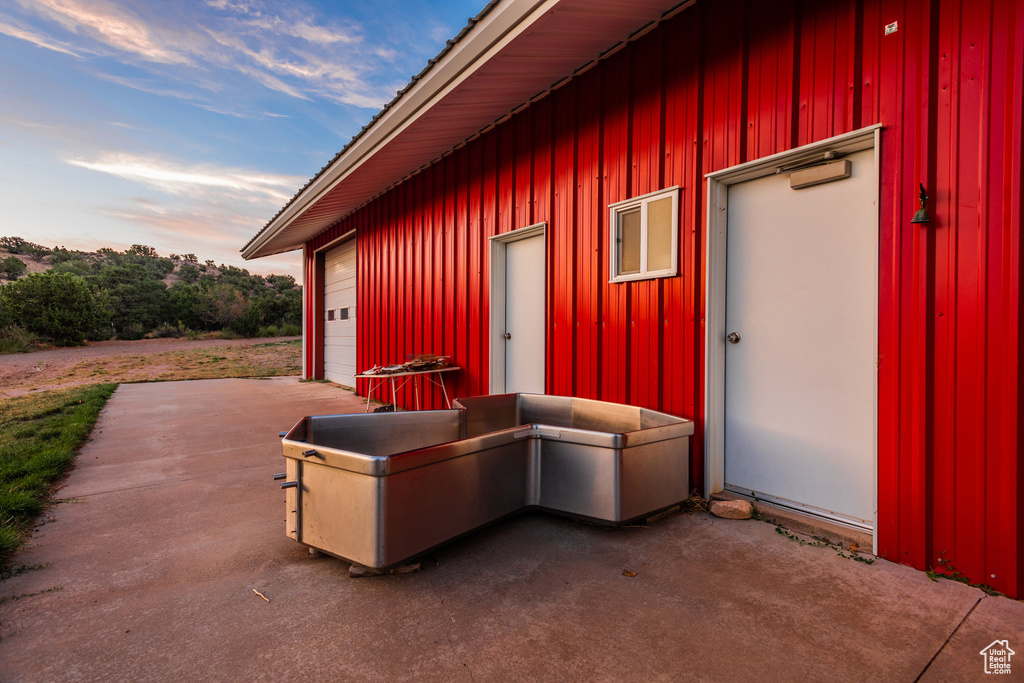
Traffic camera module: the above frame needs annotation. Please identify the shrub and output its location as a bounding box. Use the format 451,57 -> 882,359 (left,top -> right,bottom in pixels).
147,322 -> 185,338
177,264 -> 200,283
229,301 -> 262,337
87,323 -> 115,342
0,236 -> 25,253
0,273 -> 104,346
0,238 -> 48,260
23,243 -> 49,261
47,248 -> 80,265
0,256 -> 26,281
118,323 -> 146,340
268,274 -> 297,291
203,283 -> 246,328
126,244 -> 158,258
0,326 -> 43,354
280,323 -> 301,336
49,258 -> 93,277
90,264 -> 171,334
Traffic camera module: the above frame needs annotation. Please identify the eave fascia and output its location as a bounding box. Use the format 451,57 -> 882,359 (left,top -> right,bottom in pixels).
241,0 -> 559,260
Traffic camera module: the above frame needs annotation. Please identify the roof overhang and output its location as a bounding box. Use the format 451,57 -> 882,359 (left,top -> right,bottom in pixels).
243,0 -> 693,260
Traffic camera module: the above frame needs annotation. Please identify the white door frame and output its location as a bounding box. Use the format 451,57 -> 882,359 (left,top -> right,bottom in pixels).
313,228 -> 357,255
704,124 -> 882,534
489,222 -> 547,394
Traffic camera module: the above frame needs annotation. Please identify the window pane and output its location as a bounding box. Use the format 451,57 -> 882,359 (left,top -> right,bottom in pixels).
618,208 -> 641,275
646,196 -> 673,272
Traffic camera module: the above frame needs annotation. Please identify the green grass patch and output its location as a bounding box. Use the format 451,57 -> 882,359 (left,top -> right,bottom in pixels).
253,339 -> 302,348
0,383 -> 117,568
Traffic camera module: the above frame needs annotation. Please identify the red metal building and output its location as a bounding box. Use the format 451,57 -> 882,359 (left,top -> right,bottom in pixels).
244,0 -> 1023,597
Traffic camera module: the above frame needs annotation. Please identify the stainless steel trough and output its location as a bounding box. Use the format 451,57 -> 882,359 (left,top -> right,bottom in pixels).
280,393 -> 694,569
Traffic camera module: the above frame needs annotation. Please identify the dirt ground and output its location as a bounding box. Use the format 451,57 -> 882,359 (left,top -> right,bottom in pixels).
0,336 -> 302,398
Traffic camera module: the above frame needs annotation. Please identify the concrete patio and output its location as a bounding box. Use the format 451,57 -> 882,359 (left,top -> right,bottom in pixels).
0,378 -> 1019,681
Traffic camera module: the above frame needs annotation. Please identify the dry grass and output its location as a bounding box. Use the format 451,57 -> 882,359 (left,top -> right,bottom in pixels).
9,340 -> 302,396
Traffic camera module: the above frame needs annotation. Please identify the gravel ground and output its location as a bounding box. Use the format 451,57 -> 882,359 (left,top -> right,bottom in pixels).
0,336 -> 302,398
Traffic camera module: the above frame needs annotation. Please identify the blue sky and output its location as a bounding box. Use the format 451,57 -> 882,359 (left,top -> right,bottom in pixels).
0,0 -> 484,278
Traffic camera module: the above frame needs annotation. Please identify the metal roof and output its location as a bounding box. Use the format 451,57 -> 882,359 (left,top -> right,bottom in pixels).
243,0 -> 692,260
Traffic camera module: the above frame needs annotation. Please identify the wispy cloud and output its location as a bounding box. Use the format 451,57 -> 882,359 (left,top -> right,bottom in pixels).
7,0 -> 411,112
106,202 -> 263,247
234,63 -> 311,101
0,0 -> 463,281
25,0 -> 194,65
0,16 -> 80,56
97,73 -> 204,102
67,152 -> 304,204
196,103 -> 291,120
66,197 -> 301,276
1,116 -> 64,132
245,15 -> 359,46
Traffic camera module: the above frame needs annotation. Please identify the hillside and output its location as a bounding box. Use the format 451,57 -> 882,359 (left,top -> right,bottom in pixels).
0,237 -> 301,351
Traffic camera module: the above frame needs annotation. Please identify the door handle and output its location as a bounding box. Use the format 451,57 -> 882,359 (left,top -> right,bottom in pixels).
503,332 -> 512,340
726,332 -> 741,344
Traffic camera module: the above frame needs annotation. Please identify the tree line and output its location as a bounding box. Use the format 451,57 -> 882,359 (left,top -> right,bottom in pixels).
0,237 -> 301,349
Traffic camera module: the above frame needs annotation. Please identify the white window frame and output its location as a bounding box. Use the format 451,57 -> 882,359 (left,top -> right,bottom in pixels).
608,186 -> 680,283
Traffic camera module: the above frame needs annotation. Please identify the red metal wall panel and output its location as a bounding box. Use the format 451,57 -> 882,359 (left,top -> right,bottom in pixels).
303,0 -> 1022,597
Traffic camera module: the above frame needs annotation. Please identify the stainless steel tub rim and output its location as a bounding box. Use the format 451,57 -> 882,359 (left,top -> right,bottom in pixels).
280,393 -> 694,568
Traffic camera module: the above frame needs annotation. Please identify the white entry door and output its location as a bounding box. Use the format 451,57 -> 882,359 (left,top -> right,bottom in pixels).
724,148 -> 876,529
501,232 -> 545,394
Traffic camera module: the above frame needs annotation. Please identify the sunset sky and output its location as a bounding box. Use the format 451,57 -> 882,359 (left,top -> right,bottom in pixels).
0,0 -> 484,278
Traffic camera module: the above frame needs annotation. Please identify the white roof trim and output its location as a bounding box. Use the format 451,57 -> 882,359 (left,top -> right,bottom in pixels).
244,0 -> 695,260
242,0 -> 557,260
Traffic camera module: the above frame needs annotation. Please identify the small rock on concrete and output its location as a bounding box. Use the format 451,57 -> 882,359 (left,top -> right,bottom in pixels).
710,500 -> 753,520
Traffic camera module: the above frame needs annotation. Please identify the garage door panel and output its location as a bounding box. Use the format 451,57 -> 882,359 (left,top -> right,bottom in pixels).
324,239 -> 357,388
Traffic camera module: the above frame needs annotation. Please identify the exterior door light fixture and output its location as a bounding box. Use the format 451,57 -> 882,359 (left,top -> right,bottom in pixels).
911,182 -> 930,224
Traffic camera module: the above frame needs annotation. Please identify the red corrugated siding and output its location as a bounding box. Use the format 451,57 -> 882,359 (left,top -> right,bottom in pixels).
304,0 -> 1022,597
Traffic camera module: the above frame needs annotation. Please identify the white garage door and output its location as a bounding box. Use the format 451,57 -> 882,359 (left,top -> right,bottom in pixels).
324,239 -> 357,388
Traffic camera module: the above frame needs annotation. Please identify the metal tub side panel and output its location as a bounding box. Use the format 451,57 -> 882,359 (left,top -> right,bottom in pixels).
383,428 -> 520,474
518,394 -> 574,428
537,441 -> 620,520
455,394 -> 522,437
620,421 -> 696,448
617,435 -> 691,522
299,463 -> 384,567
307,410 -> 463,456
537,435 -> 691,524
378,442 -> 529,567
639,407 -> 690,429
289,428 -> 520,478
569,397 -> 643,433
